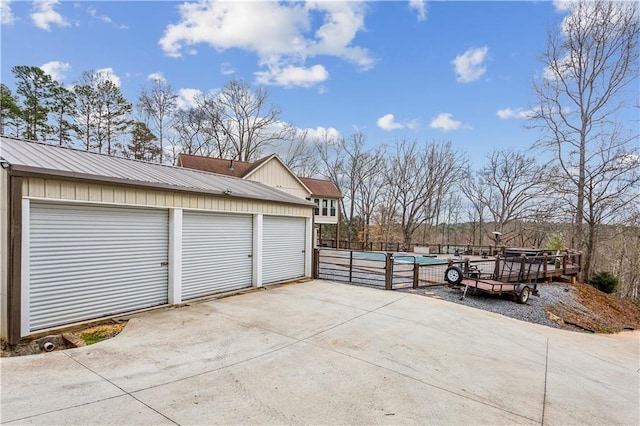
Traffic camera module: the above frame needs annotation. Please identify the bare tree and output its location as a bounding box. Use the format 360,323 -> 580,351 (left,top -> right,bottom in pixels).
531,0 -> 639,278
138,77 -> 177,163
467,149 -> 550,247
385,139 -> 466,248
459,169 -> 489,247
356,145 -> 387,245
278,128 -> 321,178
215,79 -> 287,161
170,106 -> 212,158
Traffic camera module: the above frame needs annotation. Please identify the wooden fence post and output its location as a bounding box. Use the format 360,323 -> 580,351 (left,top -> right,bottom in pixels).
385,253 -> 393,290
413,263 -> 419,289
312,248 -> 319,278
349,250 -> 353,283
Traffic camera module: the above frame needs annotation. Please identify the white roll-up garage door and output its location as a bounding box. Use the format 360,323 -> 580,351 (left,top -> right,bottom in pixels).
29,203 -> 169,332
182,212 -> 253,300
262,216 -> 306,284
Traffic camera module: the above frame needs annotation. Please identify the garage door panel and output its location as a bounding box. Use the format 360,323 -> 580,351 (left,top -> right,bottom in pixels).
262,216 -> 306,284
182,212 -> 253,300
29,203 -> 169,331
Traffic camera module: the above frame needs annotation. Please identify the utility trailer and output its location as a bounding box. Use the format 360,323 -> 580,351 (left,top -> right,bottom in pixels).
443,255 -> 544,303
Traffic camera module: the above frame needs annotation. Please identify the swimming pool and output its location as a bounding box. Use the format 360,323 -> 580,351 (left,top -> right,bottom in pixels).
349,251 -> 446,265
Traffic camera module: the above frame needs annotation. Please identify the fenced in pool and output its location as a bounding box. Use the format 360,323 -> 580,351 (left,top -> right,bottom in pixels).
313,248 -> 581,290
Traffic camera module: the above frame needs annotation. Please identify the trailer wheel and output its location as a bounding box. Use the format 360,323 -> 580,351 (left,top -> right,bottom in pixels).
518,286 -> 531,304
444,266 -> 463,285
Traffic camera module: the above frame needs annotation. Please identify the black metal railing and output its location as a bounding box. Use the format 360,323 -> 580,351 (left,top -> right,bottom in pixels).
313,249 -> 581,290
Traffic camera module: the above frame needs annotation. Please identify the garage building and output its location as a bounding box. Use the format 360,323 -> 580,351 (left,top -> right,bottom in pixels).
0,137 -> 314,344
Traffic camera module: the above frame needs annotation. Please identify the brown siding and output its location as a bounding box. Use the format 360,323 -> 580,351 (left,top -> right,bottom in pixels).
8,176 -> 23,344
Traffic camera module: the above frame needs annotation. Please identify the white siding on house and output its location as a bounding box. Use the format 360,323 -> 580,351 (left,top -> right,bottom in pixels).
245,160 -> 310,199
23,178 -> 313,218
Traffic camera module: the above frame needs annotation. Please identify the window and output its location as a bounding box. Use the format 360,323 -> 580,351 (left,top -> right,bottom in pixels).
322,199 -> 328,216
314,198 -> 320,215
330,200 -> 336,217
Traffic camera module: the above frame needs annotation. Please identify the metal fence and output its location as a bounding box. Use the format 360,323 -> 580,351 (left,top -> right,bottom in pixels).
313,248 -> 581,290
318,239 -> 505,256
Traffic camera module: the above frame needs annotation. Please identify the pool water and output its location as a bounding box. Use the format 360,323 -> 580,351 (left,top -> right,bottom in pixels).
351,251 -> 446,265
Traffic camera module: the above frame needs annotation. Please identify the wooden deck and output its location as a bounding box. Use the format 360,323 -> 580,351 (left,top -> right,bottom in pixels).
494,260 -> 580,283
314,249 -> 581,289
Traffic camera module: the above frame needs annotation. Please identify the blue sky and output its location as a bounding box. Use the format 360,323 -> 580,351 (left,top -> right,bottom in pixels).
1,1 -> 632,168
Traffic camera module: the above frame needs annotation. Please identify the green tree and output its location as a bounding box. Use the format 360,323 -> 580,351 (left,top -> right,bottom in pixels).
545,234 -> 567,251
73,70 -> 132,154
97,78 -> 132,155
126,121 -> 161,161
48,83 -> 77,146
0,83 -> 22,137
12,65 -> 55,141
73,72 -> 100,151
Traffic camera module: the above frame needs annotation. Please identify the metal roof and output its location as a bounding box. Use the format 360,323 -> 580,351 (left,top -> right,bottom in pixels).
0,136 -> 314,208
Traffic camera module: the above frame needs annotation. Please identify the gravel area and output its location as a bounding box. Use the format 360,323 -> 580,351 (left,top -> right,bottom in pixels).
399,282 -> 580,329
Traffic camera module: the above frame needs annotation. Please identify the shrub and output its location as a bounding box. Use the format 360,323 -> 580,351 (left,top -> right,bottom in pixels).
588,271 -> 619,294
545,234 -> 567,251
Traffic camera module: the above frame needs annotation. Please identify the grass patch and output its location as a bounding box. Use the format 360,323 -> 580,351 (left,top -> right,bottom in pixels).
79,323 -> 126,345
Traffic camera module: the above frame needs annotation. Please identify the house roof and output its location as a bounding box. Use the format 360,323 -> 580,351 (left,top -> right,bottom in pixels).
178,154 -> 252,177
0,136 -> 314,208
299,177 -> 342,199
177,153 -> 342,198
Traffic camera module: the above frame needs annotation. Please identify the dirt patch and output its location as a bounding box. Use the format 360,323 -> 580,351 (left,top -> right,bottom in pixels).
546,282 -> 640,333
1,321 -> 127,357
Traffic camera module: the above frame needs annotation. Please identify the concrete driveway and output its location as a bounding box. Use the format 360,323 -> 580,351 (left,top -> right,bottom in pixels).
1,280 -> 638,425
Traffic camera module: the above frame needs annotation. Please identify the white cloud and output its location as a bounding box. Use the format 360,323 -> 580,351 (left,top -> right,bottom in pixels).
409,0 -> 427,22
377,114 -> 403,131
176,88 -> 203,109
496,107 -> 535,120
542,52 -> 574,82
1,0 -> 15,25
552,1 -> 573,13
429,113 -> 462,131
221,62 -> 236,76
87,6 -> 128,29
376,113 -> 419,131
31,0 -> 69,31
452,46 -> 489,83
303,126 -> 341,142
255,64 -> 329,88
95,68 -> 121,87
40,61 -> 71,81
159,1 -> 373,88
147,72 -> 166,83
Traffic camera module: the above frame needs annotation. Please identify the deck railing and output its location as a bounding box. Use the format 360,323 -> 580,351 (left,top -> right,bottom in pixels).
313,249 -> 581,290
317,239 -> 506,256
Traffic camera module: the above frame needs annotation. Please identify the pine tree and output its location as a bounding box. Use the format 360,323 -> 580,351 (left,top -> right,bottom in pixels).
12,65 -> 55,141
126,121 -> 160,161
49,83 -> 77,146
0,83 -> 22,137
